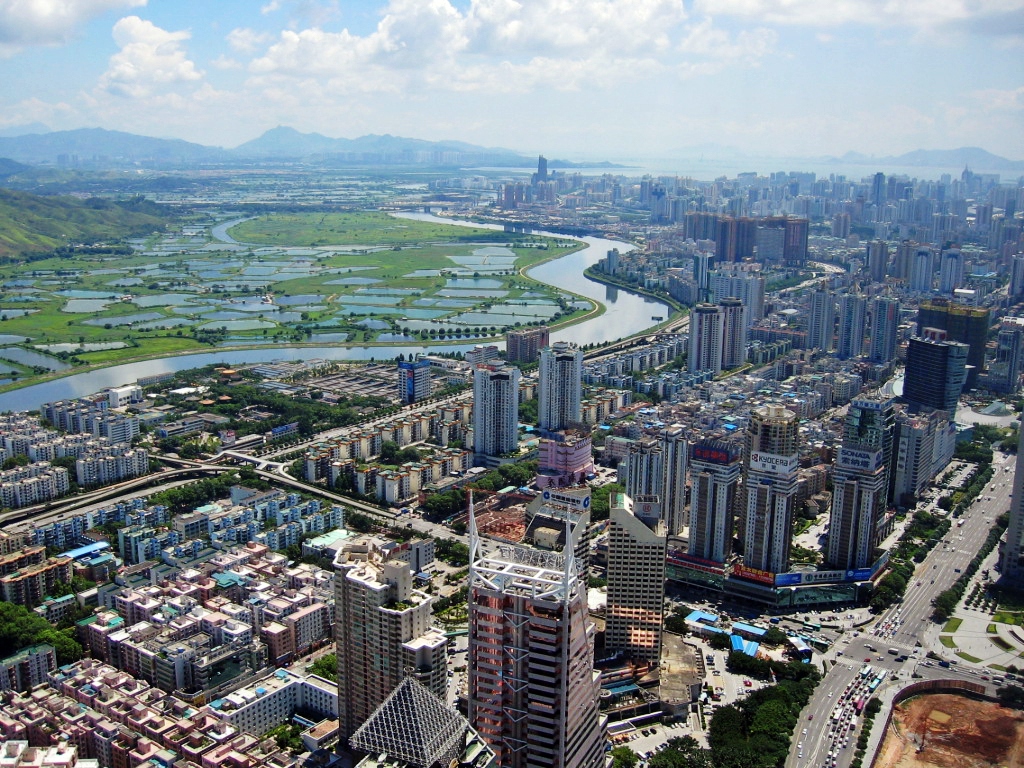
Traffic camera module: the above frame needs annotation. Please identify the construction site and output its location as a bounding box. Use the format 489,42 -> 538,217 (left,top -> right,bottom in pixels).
874,692 -> 1024,768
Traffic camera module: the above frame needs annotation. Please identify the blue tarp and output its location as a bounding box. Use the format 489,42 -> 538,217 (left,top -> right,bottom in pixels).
685,609 -> 719,625
732,621 -> 767,637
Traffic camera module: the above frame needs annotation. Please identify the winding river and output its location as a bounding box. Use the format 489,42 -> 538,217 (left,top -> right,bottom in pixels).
0,217 -> 671,412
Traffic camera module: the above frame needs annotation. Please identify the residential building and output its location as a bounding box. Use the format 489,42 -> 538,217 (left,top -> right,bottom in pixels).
605,493 -> 667,664
334,538 -> 447,742
472,362 -> 521,464
397,358 -> 432,405
688,436 -> 742,563
688,303 -> 723,375
505,326 -> 549,364
0,644 -> 56,693
537,342 -> 583,432
868,297 -> 900,364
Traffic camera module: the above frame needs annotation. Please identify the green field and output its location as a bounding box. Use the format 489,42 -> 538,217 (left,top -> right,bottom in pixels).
230,211 -> 509,247
0,210 -> 595,391
943,618 -> 963,633
939,635 -> 957,648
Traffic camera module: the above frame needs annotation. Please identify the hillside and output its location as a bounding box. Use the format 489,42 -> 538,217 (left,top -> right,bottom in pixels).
0,188 -> 168,257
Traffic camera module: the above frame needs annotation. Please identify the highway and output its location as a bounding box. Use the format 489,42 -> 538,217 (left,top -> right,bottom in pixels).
786,452 -> 1012,768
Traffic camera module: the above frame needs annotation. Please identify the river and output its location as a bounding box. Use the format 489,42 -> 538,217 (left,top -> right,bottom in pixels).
0,217 -> 671,412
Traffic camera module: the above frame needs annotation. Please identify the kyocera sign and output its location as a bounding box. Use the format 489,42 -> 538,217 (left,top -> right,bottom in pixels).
749,451 -> 797,475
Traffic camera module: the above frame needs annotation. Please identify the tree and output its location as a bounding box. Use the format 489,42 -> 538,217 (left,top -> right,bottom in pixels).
308,653 -> 337,682
709,631 -> 732,651
610,746 -> 640,768
763,626 -> 788,646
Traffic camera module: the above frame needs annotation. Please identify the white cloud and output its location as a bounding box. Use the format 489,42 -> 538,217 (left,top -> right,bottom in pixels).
694,0 -> 1024,36
0,0 -> 147,57
98,16 -> 202,98
227,27 -> 272,53
972,85 -> 1024,111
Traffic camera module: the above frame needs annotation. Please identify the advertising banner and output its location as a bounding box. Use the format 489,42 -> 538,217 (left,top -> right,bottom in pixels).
748,451 -> 797,475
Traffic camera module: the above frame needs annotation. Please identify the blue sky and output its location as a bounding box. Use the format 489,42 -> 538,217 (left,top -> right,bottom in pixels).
0,0 -> 1022,161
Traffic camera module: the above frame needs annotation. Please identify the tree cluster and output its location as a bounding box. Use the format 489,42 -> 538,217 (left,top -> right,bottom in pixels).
0,601 -> 83,665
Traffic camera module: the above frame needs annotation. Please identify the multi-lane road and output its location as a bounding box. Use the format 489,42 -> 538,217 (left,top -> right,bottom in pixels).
787,451 -> 1014,768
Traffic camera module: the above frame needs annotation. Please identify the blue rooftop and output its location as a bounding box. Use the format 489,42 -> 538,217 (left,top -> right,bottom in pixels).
60,541 -> 110,560
732,621 -> 767,637
685,609 -> 719,625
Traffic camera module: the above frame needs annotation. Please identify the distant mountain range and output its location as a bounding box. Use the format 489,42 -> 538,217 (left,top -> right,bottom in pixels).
0,126 -> 534,167
834,146 -> 1024,172
0,126 -> 1018,173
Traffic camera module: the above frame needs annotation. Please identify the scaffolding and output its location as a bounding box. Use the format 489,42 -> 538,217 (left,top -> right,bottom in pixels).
349,677 -> 469,767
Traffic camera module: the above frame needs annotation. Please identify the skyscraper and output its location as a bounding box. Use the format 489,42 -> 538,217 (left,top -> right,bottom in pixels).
605,493 -> 667,664
806,289 -> 835,352
689,436 -> 742,563
1010,254 -> 1024,298
903,331 -> 968,413
467,505 -> 604,768
472,362 -> 521,464
537,341 -> 583,433
987,324 -> 1024,393
506,326 -> 549,364
688,303 -> 723,374
865,240 -> 889,284
742,404 -> 799,574
719,296 -> 747,369
397,357 -> 432,405
827,395 -> 896,569
939,248 -> 964,293
835,294 -> 867,360
998,427 -> 1024,587
620,427 -> 688,535
909,247 -> 934,293
335,540 -> 448,742
708,266 -> 765,328
868,296 -> 900,364
917,298 -> 990,388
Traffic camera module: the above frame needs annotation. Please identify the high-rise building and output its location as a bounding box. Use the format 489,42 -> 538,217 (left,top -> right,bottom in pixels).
719,297 -> 747,369
903,331 -> 968,413
892,410 -> 954,505
827,395 -> 896,569
939,248 -> 964,293
467,507 -> 604,768
742,404 -> 799,574
708,266 -> 765,328
806,289 -> 835,352
506,326 -> 549,364
537,342 -> 583,433
783,218 -> 809,267
835,294 -> 867,359
917,298 -> 990,388
693,252 -> 714,302
998,427 -> 1024,587
472,362 -> 521,464
871,172 -> 886,206
865,240 -> 889,283
334,540 -> 448,742
868,297 -> 900,364
605,493 -> 667,664
986,324 -> 1024,393
689,436 -> 742,563
397,357 -> 432,405
910,247 -> 934,293
620,427 -> 688,535
1010,254 -> 1024,298
688,303 -> 723,374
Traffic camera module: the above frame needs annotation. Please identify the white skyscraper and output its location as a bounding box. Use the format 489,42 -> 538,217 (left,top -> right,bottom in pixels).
472,362 -> 521,464
868,296 -> 900,364
688,303 -> 723,374
910,247 -> 934,293
939,248 -> 964,294
537,341 -> 583,433
620,426 -> 688,535
836,294 -> 867,360
806,289 -> 835,352
719,296 -> 747,369
709,266 -> 766,328
742,404 -> 799,574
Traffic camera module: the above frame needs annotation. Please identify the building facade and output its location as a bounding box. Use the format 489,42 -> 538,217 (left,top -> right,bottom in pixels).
537,342 -> 583,433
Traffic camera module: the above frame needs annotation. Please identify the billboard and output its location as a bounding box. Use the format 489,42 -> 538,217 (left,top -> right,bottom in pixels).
692,444 -> 738,465
774,568 -> 878,586
732,563 -> 775,585
748,451 -> 797,475
837,447 -> 883,472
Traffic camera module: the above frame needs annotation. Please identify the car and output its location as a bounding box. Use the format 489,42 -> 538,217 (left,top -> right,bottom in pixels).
744,680 -> 752,687
808,715 -> 814,720
864,657 -> 871,662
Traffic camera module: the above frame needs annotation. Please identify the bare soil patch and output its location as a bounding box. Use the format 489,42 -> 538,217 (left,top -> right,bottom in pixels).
874,693 -> 1024,768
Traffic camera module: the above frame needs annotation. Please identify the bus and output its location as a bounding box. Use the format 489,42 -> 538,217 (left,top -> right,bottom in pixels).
803,621 -> 822,632
854,697 -> 866,715
868,677 -> 881,692
860,665 -> 872,679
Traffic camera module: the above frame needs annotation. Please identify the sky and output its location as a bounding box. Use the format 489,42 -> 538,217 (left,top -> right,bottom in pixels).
0,0 -> 1022,162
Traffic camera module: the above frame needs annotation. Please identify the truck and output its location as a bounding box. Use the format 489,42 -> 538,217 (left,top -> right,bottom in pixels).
888,648 -> 899,655
938,660 -> 951,668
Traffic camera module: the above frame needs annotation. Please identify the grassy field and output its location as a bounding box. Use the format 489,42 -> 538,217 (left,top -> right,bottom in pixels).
944,618 -> 964,633
940,636 -> 957,648
0,210 -> 601,390
230,211 -> 511,247
955,651 -> 982,663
